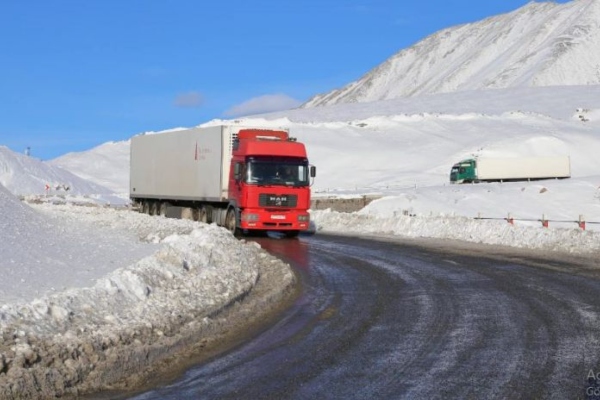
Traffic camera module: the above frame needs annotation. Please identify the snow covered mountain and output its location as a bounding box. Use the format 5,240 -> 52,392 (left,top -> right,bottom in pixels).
303,0 -> 600,107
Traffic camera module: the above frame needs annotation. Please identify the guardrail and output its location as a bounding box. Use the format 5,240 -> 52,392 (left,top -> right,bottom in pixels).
475,213 -> 598,230
392,209 -> 599,231
313,196 -> 600,231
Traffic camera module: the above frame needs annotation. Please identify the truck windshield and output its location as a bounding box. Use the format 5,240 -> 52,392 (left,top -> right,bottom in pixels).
246,160 -> 309,186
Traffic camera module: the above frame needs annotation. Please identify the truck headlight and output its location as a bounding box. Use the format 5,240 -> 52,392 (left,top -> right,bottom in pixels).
298,214 -> 310,222
241,213 -> 259,221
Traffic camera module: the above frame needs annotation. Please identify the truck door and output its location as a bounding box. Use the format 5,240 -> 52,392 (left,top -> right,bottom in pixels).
230,161 -> 244,205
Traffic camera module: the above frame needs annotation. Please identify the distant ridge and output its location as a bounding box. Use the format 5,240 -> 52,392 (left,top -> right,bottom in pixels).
303,0 -> 600,107
0,146 -> 112,196
49,140 -> 131,194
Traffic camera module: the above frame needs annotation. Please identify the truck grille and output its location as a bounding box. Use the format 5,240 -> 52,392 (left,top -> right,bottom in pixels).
259,193 -> 297,207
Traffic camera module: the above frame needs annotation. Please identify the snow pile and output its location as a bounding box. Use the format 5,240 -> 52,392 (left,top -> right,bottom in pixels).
0,208 -> 261,334
311,209 -> 600,254
0,185 -> 158,303
0,202 -> 296,398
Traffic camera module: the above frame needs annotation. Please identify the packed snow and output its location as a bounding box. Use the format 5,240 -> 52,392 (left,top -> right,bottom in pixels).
0,190 -> 295,397
0,185 -> 159,304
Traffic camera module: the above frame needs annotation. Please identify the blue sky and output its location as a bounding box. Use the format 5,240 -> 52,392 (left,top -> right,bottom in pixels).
0,0 -> 570,160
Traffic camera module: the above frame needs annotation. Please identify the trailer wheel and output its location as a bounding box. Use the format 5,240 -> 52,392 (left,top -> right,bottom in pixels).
225,209 -> 241,237
141,201 -> 150,214
149,201 -> 158,216
181,208 -> 194,220
159,202 -> 168,217
198,206 -> 208,223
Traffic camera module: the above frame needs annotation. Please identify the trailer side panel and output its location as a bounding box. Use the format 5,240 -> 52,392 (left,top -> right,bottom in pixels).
476,156 -> 571,181
130,126 -> 229,202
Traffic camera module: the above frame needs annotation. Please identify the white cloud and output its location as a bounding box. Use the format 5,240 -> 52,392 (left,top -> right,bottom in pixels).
174,91 -> 204,108
224,94 -> 302,117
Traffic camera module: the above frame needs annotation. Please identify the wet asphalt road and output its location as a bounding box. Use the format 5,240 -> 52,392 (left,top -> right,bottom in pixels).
131,234 -> 600,399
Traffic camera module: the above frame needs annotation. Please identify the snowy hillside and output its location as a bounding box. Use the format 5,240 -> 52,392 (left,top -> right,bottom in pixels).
48,85 -> 600,232
0,146 -> 114,197
49,140 -> 130,195
303,0 -> 600,107
207,86 -> 600,191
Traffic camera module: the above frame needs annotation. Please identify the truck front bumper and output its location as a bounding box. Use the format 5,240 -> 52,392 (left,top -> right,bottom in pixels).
239,209 -> 310,231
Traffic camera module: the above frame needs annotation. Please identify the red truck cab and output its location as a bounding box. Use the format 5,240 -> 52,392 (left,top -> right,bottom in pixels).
226,129 -> 316,237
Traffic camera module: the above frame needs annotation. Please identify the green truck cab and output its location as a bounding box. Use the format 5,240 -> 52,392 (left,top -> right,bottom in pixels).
450,159 -> 477,183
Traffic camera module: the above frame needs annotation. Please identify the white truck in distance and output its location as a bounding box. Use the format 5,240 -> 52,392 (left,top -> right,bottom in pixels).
450,156 -> 571,184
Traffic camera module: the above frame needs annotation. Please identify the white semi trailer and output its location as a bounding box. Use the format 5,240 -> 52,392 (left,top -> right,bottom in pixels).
130,125 -> 316,237
450,156 -> 571,183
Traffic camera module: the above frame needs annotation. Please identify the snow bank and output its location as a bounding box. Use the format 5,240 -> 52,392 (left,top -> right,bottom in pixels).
311,209 -> 600,255
0,205 -> 296,398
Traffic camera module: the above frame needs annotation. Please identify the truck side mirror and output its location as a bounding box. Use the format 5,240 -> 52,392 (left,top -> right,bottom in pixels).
234,163 -> 242,181
310,165 -> 316,178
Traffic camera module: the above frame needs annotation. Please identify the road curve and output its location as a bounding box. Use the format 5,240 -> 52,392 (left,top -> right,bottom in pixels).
131,234 -> 600,399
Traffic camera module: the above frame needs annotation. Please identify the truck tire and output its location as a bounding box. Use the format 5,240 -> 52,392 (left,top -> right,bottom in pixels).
284,230 -> 300,239
225,209 -> 241,237
141,201 -> 150,214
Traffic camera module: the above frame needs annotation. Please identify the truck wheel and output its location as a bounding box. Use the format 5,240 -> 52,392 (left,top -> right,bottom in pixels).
226,209 -> 241,237
284,230 -> 300,239
141,201 -> 149,214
